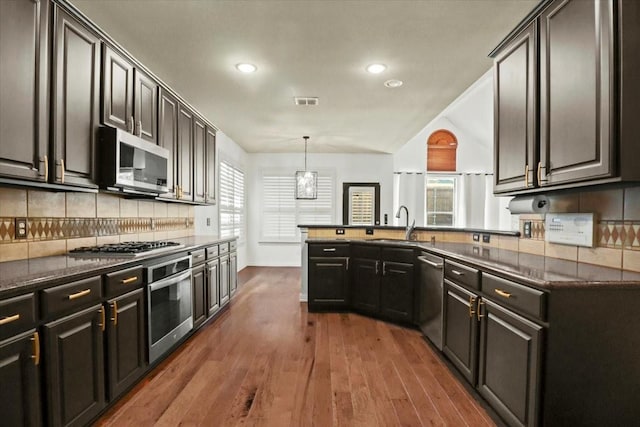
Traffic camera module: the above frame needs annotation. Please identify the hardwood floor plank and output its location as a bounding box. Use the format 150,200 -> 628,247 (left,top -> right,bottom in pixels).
97,267 -> 495,427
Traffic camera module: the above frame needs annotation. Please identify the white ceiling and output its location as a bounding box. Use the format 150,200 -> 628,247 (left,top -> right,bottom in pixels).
71,0 -> 538,154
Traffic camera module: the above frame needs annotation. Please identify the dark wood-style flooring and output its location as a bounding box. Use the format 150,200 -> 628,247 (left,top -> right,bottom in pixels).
97,267 -> 495,426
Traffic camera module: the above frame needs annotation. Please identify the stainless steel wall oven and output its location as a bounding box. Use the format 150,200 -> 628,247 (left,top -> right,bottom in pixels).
147,254 -> 193,363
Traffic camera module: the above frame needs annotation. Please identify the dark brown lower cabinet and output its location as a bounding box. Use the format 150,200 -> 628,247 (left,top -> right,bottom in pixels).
106,288 -> 146,401
207,259 -> 220,316
219,255 -> 230,307
44,304 -> 105,427
0,330 -> 41,427
351,258 -> 381,315
442,280 -> 478,384
478,299 -> 542,427
192,264 -> 207,328
380,261 -> 414,323
308,258 -> 349,310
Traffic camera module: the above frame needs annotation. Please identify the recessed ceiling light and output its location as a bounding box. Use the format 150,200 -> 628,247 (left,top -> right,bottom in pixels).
384,79 -> 403,88
236,63 -> 257,73
366,63 -> 386,74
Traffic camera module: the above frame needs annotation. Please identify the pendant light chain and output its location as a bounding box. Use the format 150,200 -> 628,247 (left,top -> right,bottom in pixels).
303,136 -> 309,171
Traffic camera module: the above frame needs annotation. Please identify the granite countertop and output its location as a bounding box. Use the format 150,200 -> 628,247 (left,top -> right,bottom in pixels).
298,224 -> 520,237
307,238 -> 640,290
0,236 -> 234,298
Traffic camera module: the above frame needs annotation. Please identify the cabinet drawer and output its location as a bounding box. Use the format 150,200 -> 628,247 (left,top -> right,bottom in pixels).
41,276 -> 102,318
0,293 -> 37,341
191,249 -> 206,265
308,243 -> 350,257
482,273 -> 546,321
381,247 -> 415,263
445,260 -> 480,290
206,245 -> 219,259
219,243 -> 230,255
104,266 -> 143,298
229,240 -> 237,251
351,244 -> 380,259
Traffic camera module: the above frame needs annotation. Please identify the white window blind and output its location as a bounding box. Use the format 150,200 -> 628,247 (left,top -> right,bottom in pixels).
426,176 -> 456,226
348,186 -> 375,225
219,161 -> 245,240
261,170 -> 334,242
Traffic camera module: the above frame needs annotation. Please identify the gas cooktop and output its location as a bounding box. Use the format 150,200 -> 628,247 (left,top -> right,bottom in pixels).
69,241 -> 184,257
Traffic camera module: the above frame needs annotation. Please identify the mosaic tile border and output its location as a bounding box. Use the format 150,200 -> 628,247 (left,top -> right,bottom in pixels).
0,217 -> 194,243
597,221 -> 640,250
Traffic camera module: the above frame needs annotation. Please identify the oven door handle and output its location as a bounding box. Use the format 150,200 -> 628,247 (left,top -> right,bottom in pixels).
149,270 -> 192,292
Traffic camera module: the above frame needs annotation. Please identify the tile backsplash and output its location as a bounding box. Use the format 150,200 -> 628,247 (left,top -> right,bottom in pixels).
0,188 -> 194,262
517,185 -> 640,272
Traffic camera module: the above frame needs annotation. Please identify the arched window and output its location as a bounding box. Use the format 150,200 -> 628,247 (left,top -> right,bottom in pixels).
426,129 -> 457,171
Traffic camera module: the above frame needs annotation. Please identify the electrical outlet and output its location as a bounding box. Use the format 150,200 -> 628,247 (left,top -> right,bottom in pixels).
482,234 -> 490,243
15,218 -> 27,239
524,221 -> 532,238
473,233 -> 480,242
365,228 -> 374,235
206,217 -> 211,226
336,228 -> 345,235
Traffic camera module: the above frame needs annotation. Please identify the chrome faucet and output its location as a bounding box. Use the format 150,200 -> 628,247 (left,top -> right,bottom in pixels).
395,205 -> 416,240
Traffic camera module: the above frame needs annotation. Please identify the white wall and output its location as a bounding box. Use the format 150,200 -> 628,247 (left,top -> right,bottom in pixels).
247,152 -> 394,266
194,131 -> 250,270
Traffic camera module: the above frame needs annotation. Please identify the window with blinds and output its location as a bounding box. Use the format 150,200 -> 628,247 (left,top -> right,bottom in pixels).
261,170 -> 334,242
219,161 -> 245,240
426,176 -> 455,226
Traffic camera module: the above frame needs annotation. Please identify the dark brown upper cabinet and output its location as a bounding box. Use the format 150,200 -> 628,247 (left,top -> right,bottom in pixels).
491,0 -> 640,195
51,5 -> 101,188
177,104 -> 194,201
539,0 -> 614,186
493,22 -> 537,193
0,0 -> 50,182
102,45 -> 134,133
102,45 -> 158,143
134,69 -> 158,143
205,127 -> 216,204
193,115 -> 206,203
158,88 -> 179,199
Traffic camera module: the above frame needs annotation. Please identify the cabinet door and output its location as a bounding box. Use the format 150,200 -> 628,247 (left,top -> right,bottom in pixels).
44,304 -> 105,427
133,69 -> 158,143
205,127 -> 216,204
102,45 -> 134,133
177,104 -> 194,201
493,22 -> 537,193
229,253 -> 238,297
308,258 -> 349,310
380,261 -> 414,323
442,280 -> 478,384
351,258 -> 380,315
0,0 -> 49,181
0,330 -> 41,427
193,116 -> 206,203
539,0 -> 614,185
192,264 -> 207,328
106,288 -> 146,401
478,299 -> 542,427
219,255 -> 230,307
158,88 -> 178,199
207,259 -> 220,316
51,6 -> 100,188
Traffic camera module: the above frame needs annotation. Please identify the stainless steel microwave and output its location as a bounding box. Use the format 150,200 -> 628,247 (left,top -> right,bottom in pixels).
98,127 -> 169,196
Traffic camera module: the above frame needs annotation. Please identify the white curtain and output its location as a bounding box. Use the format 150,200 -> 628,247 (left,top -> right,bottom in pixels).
393,172 -> 425,226
455,173 -> 501,229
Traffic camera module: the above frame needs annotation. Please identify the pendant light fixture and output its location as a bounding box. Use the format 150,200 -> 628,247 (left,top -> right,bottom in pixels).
295,136 -> 318,199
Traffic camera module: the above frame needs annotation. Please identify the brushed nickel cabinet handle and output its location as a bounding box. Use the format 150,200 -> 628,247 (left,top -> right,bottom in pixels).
477,299 -> 485,321
525,164 -> 529,187
60,159 -> 65,183
375,260 -> 380,275
451,269 -> 464,276
128,116 -> 135,133
43,155 -> 48,181
137,120 -> 142,136
322,248 -> 336,252
68,288 -> 91,300
121,276 -> 138,284
494,289 -> 512,298
537,162 -> 542,184
111,301 -> 118,326
31,332 -> 40,366
0,314 -> 20,326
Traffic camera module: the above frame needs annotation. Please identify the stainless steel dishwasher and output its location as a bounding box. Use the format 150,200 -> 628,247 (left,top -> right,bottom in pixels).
417,252 -> 444,350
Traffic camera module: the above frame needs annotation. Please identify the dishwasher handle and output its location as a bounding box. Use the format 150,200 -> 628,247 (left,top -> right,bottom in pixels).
418,256 -> 443,269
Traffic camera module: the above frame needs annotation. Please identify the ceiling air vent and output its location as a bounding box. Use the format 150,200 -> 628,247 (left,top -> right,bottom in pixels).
294,97 -> 319,106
